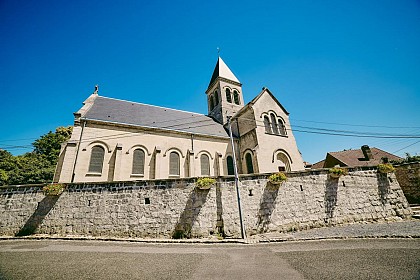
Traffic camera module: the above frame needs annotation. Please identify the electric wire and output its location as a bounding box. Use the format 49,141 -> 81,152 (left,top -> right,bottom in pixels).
289,118 -> 420,129
2,115 -> 420,152
393,140 -> 420,154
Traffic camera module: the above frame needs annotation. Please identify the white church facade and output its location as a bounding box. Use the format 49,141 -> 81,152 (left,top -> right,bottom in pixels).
54,57 -> 305,183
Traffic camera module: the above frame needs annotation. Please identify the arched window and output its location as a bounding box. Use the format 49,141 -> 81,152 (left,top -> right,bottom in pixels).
132,149 -> 145,175
226,88 -> 232,103
88,145 -> 105,173
278,119 -> 287,136
169,151 -> 180,176
270,114 -> 279,135
200,154 -> 210,176
214,91 -> 219,105
210,96 -> 215,111
264,116 -> 272,134
233,90 -> 240,105
226,156 -> 234,175
245,153 -> 254,174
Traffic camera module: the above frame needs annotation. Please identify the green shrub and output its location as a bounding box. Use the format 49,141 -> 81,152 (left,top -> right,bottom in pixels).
377,163 -> 395,174
268,172 -> 287,185
329,167 -> 348,178
43,183 -> 65,196
195,177 -> 216,189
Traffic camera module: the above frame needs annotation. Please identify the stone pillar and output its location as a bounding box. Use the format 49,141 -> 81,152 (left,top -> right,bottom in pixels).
189,150 -> 195,178
112,143 -> 123,181
58,141 -> 78,183
216,152 -> 223,176
154,146 -> 162,179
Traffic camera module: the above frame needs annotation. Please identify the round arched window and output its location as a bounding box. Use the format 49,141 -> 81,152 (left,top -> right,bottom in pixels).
88,145 -> 105,173
233,90 -> 240,105
214,91 -> 219,105
264,116 -> 271,134
225,88 -> 232,103
227,155 -> 234,175
169,152 -> 180,176
132,149 -> 145,175
210,96 -> 215,111
200,154 -> 210,176
245,153 -> 254,174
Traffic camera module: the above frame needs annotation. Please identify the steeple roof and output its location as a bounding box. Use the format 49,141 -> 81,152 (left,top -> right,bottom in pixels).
208,57 -> 240,88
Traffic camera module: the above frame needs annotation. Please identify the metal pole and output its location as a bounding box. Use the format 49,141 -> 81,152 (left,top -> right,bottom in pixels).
71,119 -> 85,183
228,117 -> 246,239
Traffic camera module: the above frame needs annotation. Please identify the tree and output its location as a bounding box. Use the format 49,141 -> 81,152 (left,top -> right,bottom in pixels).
33,126 -> 73,163
0,126 -> 72,186
391,153 -> 420,165
403,153 -> 420,163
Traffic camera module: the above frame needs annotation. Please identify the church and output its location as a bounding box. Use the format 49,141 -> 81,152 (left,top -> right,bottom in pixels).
54,57 -> 305,183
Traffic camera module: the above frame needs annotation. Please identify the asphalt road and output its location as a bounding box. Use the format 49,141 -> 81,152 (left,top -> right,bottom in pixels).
0,239 -> 419,280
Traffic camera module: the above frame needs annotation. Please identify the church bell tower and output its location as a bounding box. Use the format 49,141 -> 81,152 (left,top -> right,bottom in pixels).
206,57 -> 244,124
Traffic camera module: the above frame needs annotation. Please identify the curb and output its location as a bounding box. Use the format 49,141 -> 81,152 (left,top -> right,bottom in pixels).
2,220 -> 419,244
1,234 -> 419,244
0,235 -> 248,244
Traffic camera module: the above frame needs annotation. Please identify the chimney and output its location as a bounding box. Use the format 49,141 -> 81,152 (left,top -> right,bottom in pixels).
361,145 -> 373,160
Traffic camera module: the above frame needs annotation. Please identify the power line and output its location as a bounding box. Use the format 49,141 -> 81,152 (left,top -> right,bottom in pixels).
2,112 -> 419,144
2,115 -> 420,151
292,125 -> 420,137
291,129 -> 420,139
74,117 -> 420,145
0,117 -> 219,150
393,140 -> 420,154
0,146 -> 33,150
289,118 -> 420,129
0,137 -> 37,143
237,116 -> 420,138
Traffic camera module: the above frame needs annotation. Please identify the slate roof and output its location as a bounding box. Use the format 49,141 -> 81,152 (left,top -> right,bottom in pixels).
327,147 -> 402,167
208,57 -> 240,88
83,96 -> 229,138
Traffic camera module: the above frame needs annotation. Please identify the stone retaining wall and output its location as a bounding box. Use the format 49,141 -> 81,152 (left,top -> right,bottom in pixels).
0,169 -> 412,238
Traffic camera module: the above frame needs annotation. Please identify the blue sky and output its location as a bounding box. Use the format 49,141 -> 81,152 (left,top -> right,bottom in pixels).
1,0 -> 419,163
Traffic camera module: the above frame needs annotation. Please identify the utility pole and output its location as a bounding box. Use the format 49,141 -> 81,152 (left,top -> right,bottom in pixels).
228,117 -> 246,239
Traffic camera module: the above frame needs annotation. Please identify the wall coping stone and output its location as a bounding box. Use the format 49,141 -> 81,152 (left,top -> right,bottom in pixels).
0,167 -> 380,191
